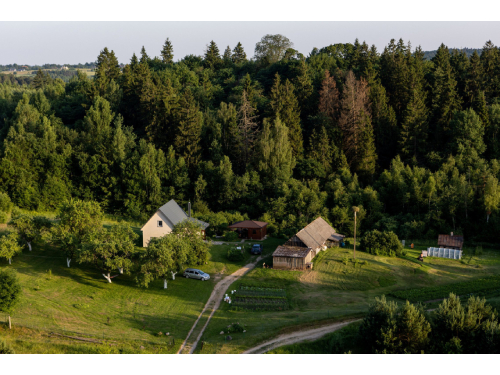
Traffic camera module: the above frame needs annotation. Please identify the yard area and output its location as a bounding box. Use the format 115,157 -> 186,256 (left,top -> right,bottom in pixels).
0,221 -> 284,353
2,223 -> 500,354
195,242 -> 500,353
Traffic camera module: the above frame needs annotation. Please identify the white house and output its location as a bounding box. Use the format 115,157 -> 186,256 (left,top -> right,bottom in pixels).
140,200 -> 209,247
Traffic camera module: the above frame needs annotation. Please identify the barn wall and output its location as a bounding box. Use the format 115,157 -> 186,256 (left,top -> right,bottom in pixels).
273,256 -> 307,270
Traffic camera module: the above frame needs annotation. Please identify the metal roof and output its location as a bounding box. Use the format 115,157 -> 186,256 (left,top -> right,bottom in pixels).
294,217 -> 339,249
158,200 -> 209,229
273,245 -> 312,258
228,220 -> 268,229
438,234 -> 463,249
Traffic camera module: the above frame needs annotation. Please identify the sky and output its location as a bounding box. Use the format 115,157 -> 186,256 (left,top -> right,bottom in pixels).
1,17 -> 500,65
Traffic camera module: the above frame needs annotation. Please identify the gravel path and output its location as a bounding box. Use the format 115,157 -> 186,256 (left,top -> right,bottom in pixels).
242,319 -> 361,354
177,255 -> 263,354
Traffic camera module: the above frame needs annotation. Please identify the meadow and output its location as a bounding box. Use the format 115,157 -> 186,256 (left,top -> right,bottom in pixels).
2,216 -> 500,354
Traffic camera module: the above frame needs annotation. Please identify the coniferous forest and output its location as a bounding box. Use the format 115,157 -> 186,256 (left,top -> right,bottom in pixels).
2,36 -> 500,243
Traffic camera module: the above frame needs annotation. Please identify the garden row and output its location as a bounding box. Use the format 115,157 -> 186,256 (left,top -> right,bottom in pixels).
230,284 -> 289,311
389,275 -> 500,302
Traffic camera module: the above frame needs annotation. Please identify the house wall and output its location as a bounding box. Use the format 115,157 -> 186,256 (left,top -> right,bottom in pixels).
141,211 -> 173,247
273,256 -> 307,270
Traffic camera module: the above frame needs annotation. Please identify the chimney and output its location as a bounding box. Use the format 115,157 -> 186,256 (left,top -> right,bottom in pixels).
450,232 -> 454,237
188,201 -> 191,218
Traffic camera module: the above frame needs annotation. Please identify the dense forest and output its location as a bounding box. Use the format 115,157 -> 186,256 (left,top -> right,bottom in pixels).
1,36 -> 500,243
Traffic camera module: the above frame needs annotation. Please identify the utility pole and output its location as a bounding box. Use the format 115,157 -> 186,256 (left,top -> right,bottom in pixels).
353,206 -> 359,260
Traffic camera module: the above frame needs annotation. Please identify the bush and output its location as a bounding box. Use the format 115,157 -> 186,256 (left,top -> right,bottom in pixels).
0,211 -> 7,224
227,247 -> 245,262
223,231 -> 239,242
0,337 -> 14,354
0,193 -> 12,214
360,230 -> 403,257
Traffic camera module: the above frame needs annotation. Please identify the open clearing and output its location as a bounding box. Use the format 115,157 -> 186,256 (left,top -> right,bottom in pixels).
1,222 -> 500,354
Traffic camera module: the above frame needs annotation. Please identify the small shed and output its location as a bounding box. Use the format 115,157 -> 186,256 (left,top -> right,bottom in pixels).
438,233 -> 464,250
228,220 -> 268,240
272,246 -> 314,270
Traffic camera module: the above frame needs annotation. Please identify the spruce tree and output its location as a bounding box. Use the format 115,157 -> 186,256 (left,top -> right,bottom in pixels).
140,46 -> 150,64
400,86 -> 428,164
223,46 -> 232,62
174,88 -> 203,169
161,38 -> 174,63
231,42 -> 247,64
294,60 -> 314,122
480,40 -> 500,101
204,41 -> 221,70
269,73 -> 303,157
237,91 -> 259,170
465,51 -> 484,106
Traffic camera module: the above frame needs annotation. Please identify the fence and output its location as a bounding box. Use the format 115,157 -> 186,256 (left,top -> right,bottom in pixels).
427,247 -> 462,260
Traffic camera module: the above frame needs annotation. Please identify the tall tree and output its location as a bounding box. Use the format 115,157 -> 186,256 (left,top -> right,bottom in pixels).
399,86 -> 428,164
204,41 -> 221,70
160,38 -> 174,63
231,42 -> 247,64
140,46 -> 150,64
338,71 -> 377,179
480,40 -> 500,101
175,88 -> 203,169
237,91 -> 259,169
269,73 -> 303,157
254,34 -> 293,64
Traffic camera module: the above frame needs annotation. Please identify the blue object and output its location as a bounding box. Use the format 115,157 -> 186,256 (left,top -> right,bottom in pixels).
340,242 -> 345,248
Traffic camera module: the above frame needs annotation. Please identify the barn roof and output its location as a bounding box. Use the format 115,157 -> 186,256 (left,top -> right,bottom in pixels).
438,234 -> 464,249
155,200 -> 209,230
329,233 -> 345,242
273,246 -> 312,258
295,217 -> 338,249
228,220 -> 268,229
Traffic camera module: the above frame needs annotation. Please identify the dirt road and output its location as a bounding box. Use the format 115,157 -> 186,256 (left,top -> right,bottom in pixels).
177,256 -> 263,354
243,319 -> 361,354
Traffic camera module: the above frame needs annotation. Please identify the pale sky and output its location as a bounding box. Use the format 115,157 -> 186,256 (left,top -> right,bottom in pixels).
1,22 -> 499,65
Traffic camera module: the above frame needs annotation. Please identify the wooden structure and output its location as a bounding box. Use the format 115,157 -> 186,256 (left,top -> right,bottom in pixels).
437,233 -> 464,250
273,246 -> 314,270
228,220 -> 267,240
272,217 -> 344,270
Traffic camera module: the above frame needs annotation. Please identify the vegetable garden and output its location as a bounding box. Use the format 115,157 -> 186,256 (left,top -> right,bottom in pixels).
231,284 -> 289,311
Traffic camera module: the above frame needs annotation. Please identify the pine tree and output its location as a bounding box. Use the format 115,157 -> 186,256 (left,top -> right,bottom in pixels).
465,51 -> 483,106
480,40 -> 500,101
338,71 -> 377,180
237,91 -> 259,169
174,88 -> 203,169
308,126 -> 333,174
231,42 -> 247,64
160,38 -> 174,63
204,41 -> 221,70
472,90 -> 489,129
130,53 -> 139,67
31,68 -> 52,89
318,70 -> 340,122
269,74 -> 303,157
294,60 -> 314,122
399,86 -> 428,164
223,46 -> 232,62
140,46 -> 150,64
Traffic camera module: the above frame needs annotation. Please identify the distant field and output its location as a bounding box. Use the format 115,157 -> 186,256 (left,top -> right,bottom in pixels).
0,68 -> 95,78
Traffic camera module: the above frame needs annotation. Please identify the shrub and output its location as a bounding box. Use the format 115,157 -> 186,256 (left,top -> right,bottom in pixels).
0,192 -> 12,213
223,231 -> 239,242
0,337 -> 15,354
360,230 -> 403,257
0,211 -> 7,224
227,247 -> 245,262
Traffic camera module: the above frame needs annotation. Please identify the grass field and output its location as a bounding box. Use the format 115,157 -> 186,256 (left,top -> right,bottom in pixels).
0,68 -> 95,79
195,243 -> 500,353
0,220 -> 281,353
2,222 -> 500,353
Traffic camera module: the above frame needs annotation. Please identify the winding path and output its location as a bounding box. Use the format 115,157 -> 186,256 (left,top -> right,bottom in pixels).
177,256 -> 263,354
243,319 -> 361,354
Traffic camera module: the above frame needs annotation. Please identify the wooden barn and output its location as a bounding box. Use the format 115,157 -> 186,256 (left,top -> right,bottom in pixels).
438,233 -> 464,250
273,246 -> 314,270
228,220 -> 268,240
272,217 -> 344,270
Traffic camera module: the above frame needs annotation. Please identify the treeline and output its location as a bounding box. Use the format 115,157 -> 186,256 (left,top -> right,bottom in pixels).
1,36 -> 500,242
0,63 -> 96,71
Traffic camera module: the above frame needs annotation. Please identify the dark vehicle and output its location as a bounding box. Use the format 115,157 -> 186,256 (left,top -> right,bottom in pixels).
183,268 -> 210,281
251,244 -> 263,255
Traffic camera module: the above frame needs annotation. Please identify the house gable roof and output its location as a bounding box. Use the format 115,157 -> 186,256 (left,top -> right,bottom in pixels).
141,200 -> 209,231
294,217 -> 338,249
228,220 -> 268,229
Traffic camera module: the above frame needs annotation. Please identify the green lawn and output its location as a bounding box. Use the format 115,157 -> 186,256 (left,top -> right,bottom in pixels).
0,229 -> 285,353
196,243 -> 500,353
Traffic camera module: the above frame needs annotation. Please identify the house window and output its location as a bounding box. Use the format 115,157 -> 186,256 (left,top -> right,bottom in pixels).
157,220 -> 163,227
253,229 -> 257,234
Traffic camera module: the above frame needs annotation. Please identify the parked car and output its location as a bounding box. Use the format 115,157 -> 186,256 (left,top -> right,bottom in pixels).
251,243 -> 263,255
183,268 -> 210,281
